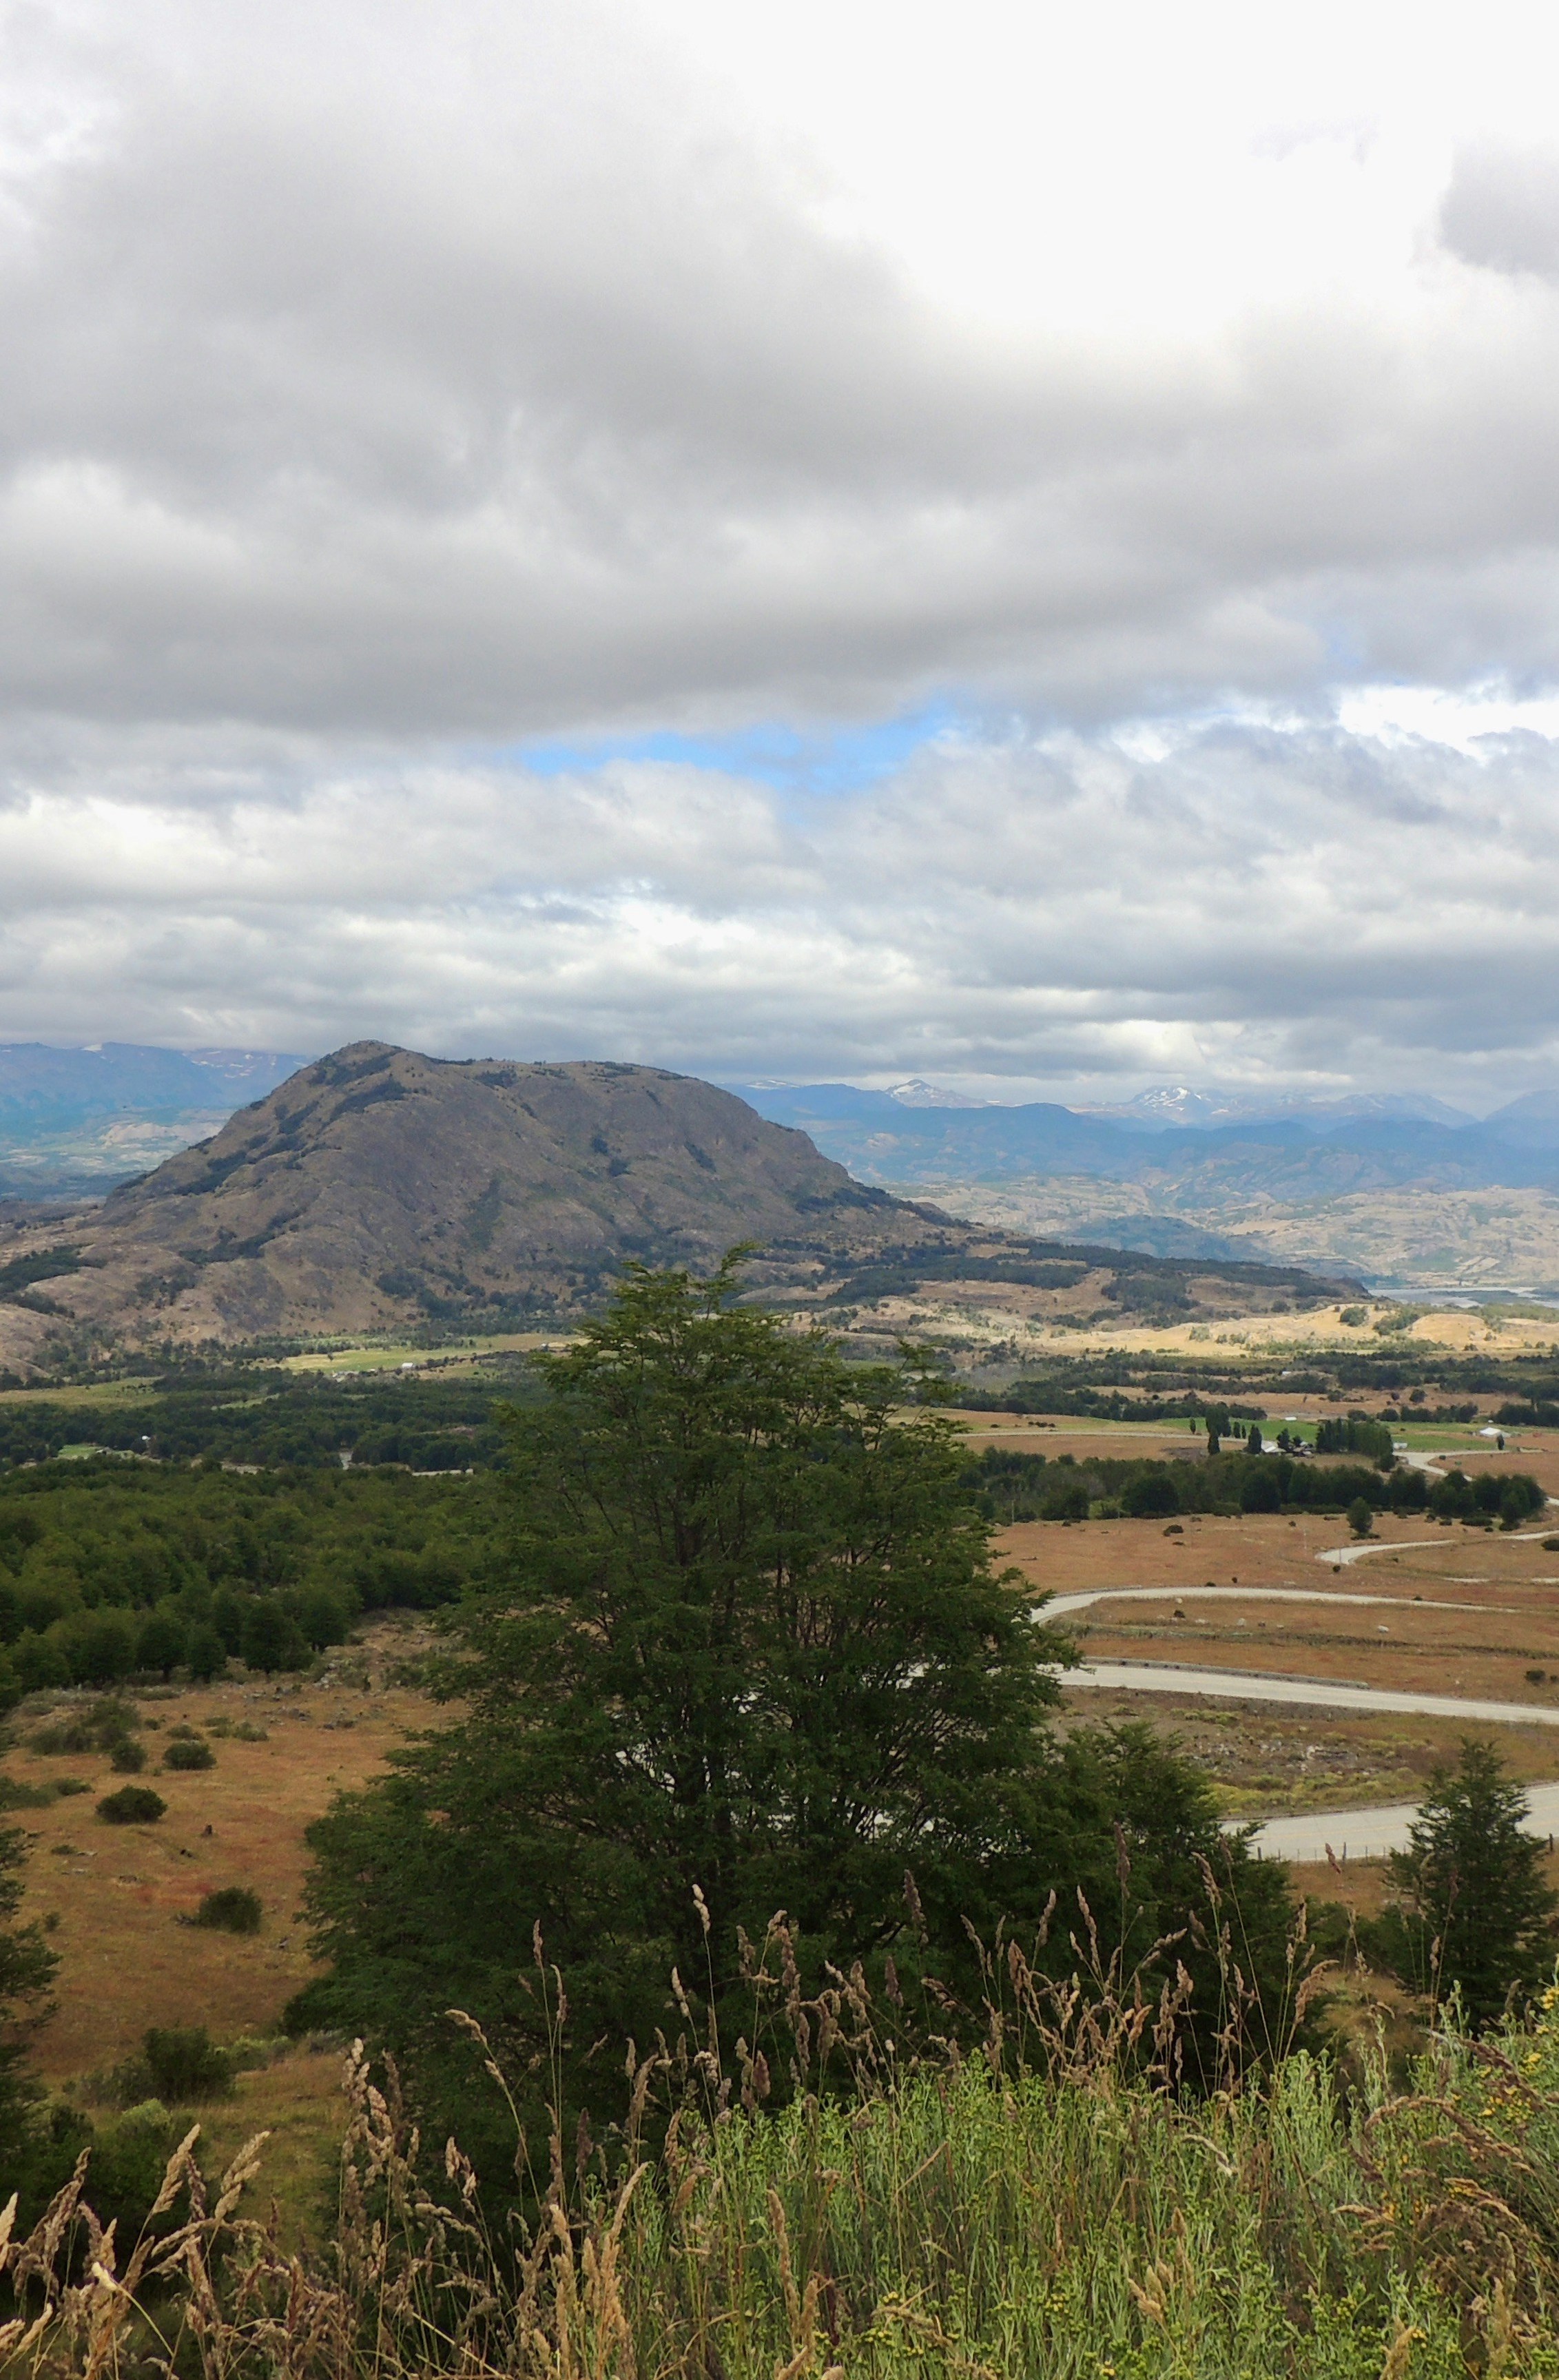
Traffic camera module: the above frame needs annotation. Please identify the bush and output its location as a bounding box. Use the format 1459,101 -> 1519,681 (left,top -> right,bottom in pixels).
110,1740 -> 148,1774
162,1737 -> 215,1771
189,1885 -> 262,1934
96,1786 -> 167,1825
1347,1497 -> 1374,1538
31,1699 -> 141,1759
142,2024 -> 234,2102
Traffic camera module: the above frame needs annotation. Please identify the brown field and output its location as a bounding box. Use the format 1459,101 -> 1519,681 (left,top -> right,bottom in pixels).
996,1487 -> 1559,1814
8,1630 -> 437,2083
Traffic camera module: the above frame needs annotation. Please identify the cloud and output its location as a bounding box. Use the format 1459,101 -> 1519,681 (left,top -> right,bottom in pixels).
2,708 -> 1558,1106
5,0 -> 1559,1096
6,0 -> 1559,736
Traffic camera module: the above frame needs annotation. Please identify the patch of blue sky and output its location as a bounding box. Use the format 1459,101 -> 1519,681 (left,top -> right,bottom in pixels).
503,702 -> 964,795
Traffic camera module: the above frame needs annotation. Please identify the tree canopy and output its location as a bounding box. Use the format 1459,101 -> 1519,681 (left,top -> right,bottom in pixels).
291,1260 -> 1299,2163
1385,1739 -> 1558,2029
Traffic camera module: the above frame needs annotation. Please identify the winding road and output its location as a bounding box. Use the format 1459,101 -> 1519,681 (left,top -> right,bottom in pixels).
1040,1528 -> 1559,1862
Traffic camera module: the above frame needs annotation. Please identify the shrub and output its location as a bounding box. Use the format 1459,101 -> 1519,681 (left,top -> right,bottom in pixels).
189,1886 -> 262,1935
96,1786 -> 167,1825
142,2024 -> 234,2102
110,1740 -> 148,1774
163,1737 -> 215,1771
32,1699 -> 141,1759
1347,1497 -> 1374,1538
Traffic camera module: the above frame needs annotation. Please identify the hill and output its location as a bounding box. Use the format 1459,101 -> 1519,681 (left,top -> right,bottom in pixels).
0,1045 -> 1356,1370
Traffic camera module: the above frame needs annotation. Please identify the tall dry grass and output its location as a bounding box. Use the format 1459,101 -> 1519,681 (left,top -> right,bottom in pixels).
7,1916 -> 1559,2378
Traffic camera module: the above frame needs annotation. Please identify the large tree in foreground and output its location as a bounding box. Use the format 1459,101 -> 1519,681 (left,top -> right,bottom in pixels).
293,1261 -> 1296,2156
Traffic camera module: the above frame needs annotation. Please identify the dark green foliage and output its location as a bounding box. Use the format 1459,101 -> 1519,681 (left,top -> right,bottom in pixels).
31,1698 -> 139,1758
1429,1468 -> 1543,1523
163,1737 -> 215,1770
190,1885 -> 262,1934
0,2098 -> 185,2248
136,1608 -> 186,1679
142,2024 -> 235,2101
96,1785 -> 167,1824
1384,1739 -> 1559,2029
0,1819 -> 58,2147
1239,1463 -> 1282,1513
239,1600 -> 308,1673
1315,1413 -> 1395,1467
1119,1469 -> 1179,1518
294,1259 -> 1301,2165
1040,1476 -> 1091,1520
110,1739 -> 148,1773
1347,1497 -> 1374,1538
13,1635 -> 70,1693
185,1624 -> 227,1681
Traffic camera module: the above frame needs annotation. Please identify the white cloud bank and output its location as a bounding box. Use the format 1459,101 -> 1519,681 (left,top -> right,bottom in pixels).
3,714 -> 1558,1108
4,0 -> 1559,1092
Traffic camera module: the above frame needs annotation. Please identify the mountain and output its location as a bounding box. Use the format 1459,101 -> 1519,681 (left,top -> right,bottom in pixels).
1092,1085 -> 1478,1131
1483,1091 -> 1559,1150
0,1041 -> 306,1128
0,1045 -> 1355,1369
730,1083 -> 1559,1200
0,1042 -> 310,1197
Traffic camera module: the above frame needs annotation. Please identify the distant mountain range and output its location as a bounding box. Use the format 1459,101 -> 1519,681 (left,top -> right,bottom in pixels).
725,1083 -> 1559,1289
8,1042 -> 1559,1291
1080,1084 -> 1483,1132
0,1042 -> 309,1195
730,1082 -> 1559,1188
0,1045 -> 1352,1369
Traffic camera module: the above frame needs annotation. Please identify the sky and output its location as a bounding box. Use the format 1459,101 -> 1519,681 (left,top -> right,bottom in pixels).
6,0 -> 1559,1106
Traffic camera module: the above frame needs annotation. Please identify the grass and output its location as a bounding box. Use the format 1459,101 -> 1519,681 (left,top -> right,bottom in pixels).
1,1627 -> 437,2080
11,1941 -> 1559,2377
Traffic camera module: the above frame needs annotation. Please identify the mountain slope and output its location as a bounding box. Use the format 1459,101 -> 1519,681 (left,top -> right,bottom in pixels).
0,1045 -> 1356,1367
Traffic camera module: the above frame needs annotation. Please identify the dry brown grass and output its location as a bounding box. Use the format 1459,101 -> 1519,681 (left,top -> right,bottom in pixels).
6,1626 -> 438,2082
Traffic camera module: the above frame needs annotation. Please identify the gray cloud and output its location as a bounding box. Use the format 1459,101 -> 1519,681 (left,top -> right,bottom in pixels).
5,3 -> 1559,734
1,714 -> 1557,1106
5,3 -> 1559,1099
1441,139 -> 1559,280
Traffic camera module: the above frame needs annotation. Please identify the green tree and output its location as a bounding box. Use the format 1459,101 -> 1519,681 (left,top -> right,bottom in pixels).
1385,1739 -> 1559,2027
1244,1420 -> 1263,1454
293,1261 -> 1299,2166
185,1624 -> 227,1682
136,1608 -> 186,1681
0,1821 -> 59,2154
1347,1496 -> 1374,1538
240,1599 -> 308,1674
